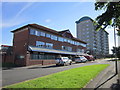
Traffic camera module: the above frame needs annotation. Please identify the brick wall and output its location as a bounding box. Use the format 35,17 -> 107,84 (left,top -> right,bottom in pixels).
13,28 -> 29,66
2,54 -> 14,63
25,52 -> 56,66
28,34 -> 84,52
12,25 -> 86,66
27,60 -> 55,66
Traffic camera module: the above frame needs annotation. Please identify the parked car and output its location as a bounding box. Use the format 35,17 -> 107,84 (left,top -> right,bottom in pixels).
84,55 -> 95,61
74,56 -> 87,63
55,57 -> 72,66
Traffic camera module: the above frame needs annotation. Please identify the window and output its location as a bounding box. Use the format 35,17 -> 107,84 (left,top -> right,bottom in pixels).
36,41 -> 45,48
46,43 -> 53,49
86,24 -> 89,26
58,37 -> 63,42
51,35 -> 57,40
46,33 -> 51,38
81,49 -> 84,53
31,54 -> 38,60
87,43 -> 89,45
87,35 -> 89,38
31,53 -> 56,60
41,32 -> 45,37
86,20 -> 89,23
87,32 -> 89,34
81,43 -> 87,47
77,49 -> 81,52
72,41 -> 75,44
30,29 -> 36,35
69,40 -> 72,44
45,55 -> 55,59
77,42 -> 80,45
68,47 -> 72,51
68,39 -> 71,43
86,28 -> 89,30
63,38 -> 67,42
75,42 -> 77,45
36,31 -> 41,36
93,47 -> 96,50
87,39 -> 89,41
62,46 -> 66,50
62,46 -> 72,51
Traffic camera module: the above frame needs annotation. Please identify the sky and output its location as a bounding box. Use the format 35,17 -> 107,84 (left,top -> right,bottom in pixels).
1,1 -> 119,54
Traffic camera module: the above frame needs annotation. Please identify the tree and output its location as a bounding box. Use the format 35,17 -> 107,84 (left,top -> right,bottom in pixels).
111,46 -> 120,59
95,1 -> 120,36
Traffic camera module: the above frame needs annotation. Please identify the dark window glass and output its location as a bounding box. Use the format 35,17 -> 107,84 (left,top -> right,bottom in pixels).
46,33 -> 51,38
41,32 -> 45,36
36,41 -> 45,48
30,29 -> 36,35
51,35 -> 57,40
62,46 -> 72,51
46,43 -> 53,49
31,54 -> 56,60
36,31 -> 41,36
58,37 -> 63,42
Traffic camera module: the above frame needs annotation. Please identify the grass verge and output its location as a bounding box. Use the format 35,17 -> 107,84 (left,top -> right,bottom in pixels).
4,64 -> 109,88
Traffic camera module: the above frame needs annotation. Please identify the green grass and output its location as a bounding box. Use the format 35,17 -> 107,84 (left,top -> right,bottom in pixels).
5,64 -> 109,89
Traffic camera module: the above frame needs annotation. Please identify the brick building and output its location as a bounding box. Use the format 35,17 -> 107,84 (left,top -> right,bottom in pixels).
1,45 -> 13,63
11,24 -> 87,66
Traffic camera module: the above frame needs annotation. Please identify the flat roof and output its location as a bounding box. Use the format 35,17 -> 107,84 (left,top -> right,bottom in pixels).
28,46 -> 85,56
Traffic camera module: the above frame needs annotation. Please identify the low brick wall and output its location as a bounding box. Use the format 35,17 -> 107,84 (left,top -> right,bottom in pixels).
28,60 -> 42,66
2,55 -> 14,63
28,59 -> 55,66
15,59 -> 25,66
43,60 -> 56,65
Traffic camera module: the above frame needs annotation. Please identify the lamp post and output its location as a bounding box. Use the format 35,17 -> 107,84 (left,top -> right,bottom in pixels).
114,23 -> 118,75
113,21 -> 120,85
116,29 -> 120,84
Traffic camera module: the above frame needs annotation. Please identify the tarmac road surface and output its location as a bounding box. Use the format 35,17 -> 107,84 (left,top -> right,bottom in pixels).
2,59 -> 111,87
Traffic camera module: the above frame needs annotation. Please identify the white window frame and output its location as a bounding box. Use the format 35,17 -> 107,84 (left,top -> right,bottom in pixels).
41,32 -> 45,37
36,41 -> 45,48
46,43 -> 53,49
46,33 -> 51,38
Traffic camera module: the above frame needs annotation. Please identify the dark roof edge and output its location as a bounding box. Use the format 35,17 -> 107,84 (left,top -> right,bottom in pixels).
76,16 -> 94,24
28,24 -> 59,35
11,24 -> 29,33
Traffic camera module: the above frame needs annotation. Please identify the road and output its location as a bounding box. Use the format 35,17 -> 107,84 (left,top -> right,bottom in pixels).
2,59 -> 112,87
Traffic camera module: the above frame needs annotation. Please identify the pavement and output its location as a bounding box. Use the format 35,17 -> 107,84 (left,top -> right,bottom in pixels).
85,59 -> 120,89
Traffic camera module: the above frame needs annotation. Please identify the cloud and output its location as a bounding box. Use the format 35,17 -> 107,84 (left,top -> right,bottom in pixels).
1,18 -> 27,28
1,2 -> 34,28
14,2 -> 34,19
45,19 -> 52,23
